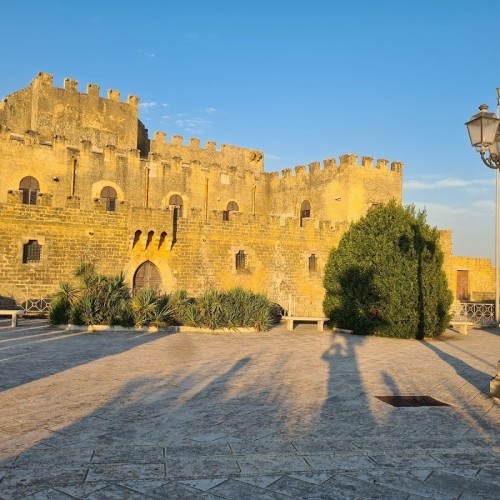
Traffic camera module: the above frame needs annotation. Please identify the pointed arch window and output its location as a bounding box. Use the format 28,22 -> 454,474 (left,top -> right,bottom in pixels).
100,186 -> 117,212
132,230 -> 142,249
19,176 -> 40,205
300,200 -> 311,227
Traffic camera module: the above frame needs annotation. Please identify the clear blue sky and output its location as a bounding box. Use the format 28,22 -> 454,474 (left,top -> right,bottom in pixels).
1,0 -> 499,259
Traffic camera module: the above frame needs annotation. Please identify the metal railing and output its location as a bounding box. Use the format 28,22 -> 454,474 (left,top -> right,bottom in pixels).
451,302 -> 495,326
21,298 -> 52,316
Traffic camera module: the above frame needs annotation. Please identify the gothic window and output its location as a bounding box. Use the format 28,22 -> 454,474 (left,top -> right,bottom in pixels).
169,194 -> 183,217
19,176 -> 40,205
300,200 -> 311,227
133,230 -> 142,249
309,254 -> 318,272
158,231 -> 167,249
133,261 -> 162,294
146,230 -> 154,248
100,186 -> 117,212
23,240 -> 42,263
223,201 -> 239,221
236,250 -> 246,271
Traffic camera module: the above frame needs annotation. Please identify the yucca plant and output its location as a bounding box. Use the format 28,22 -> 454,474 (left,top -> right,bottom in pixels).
132,289 -> 174,328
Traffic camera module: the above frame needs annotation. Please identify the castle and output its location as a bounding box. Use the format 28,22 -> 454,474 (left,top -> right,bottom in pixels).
0,73 -> 494,315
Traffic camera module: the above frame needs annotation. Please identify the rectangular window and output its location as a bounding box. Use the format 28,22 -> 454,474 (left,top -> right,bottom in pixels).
309,254 -> 318,272
236,250 -> 246,270
23,240 -> 42,263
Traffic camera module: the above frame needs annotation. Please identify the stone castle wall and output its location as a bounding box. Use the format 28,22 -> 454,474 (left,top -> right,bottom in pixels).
0,72 -> 494,313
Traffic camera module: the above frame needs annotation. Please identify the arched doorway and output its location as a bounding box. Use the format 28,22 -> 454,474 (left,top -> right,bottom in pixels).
133,261 -> 162,294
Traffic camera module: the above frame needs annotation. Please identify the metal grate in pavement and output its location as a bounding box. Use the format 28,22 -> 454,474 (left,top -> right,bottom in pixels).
375,395 -> 451,407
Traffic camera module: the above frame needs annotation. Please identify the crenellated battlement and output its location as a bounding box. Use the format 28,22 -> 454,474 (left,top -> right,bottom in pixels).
149,129 -> 264,174
29,72 -> 140,108
263,153 -> 403,183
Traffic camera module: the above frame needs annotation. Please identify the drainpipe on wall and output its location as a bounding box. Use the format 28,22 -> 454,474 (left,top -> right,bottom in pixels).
71,157 -> 77,196
145,166 -> 150,208
205,177 -> 209,219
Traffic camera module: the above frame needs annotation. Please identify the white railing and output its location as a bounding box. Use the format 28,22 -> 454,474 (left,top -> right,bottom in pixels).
451,302 -> 495,326
22,298 -> 52,316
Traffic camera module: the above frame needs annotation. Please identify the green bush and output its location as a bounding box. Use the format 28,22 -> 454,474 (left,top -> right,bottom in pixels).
49,264 -> 276,331
323,201 -> 453,339
0,294 -> 20,310
132,288 -> 174,328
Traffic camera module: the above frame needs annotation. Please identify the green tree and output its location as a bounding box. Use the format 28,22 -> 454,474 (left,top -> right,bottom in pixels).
323,201 -> 453,339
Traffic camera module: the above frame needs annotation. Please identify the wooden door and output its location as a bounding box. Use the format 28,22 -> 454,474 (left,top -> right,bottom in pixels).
456,270 -> 469,301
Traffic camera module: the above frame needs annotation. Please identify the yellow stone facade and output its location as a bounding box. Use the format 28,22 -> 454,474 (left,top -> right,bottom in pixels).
0,72 -> 494,313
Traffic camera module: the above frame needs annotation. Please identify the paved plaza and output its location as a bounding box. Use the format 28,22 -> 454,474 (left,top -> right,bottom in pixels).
0,319 -> 498,499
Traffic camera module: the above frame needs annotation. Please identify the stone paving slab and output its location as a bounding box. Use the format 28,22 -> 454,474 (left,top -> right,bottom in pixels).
0,318 -> 498,498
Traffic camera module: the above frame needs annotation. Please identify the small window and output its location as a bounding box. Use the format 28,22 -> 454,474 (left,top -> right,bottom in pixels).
169,194 -> 183,217
133,230 -> 142,248
300,200 -> 311,227
158,231 -> 167,249
101,186 -> 117,212
146,230 -> 154,248
223,201 -> 239,221
19,176 -> 40,205
23,240 -> 42,263
236,250 -> 246,271
309,254 -> 318,272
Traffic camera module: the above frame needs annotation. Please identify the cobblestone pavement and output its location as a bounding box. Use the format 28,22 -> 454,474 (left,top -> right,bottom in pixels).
0,318 -> 498,499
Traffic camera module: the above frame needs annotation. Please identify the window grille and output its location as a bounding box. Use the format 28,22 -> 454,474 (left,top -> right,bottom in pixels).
309,254 -> 318,272
236,250 -> 246,270
19,176 -> 40,205
23,240 -> 42,263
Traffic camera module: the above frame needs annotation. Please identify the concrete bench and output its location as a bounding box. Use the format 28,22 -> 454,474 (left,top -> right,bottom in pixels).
0,309 -> 24,327
450,321 -> 474,335
282,316 -> 329,332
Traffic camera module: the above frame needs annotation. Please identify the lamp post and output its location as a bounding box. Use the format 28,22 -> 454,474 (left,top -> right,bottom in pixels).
465,89 -> 500,326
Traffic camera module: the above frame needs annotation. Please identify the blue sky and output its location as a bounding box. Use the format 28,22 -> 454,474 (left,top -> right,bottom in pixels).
1,0 -> 499,259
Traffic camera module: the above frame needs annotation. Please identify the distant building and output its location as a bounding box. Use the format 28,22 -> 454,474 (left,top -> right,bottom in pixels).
0,72 -> 494,314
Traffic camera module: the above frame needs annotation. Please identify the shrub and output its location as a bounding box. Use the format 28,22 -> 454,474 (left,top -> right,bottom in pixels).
323,201 -> 453,339
49,263 -> 133,327
132,288 -> 174,328
188,288 -> 275,331
0,294 -> 19,310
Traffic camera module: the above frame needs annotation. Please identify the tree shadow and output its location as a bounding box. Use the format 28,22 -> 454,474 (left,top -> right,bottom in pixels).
419,339 -> 493,394
0,318 -> 174,392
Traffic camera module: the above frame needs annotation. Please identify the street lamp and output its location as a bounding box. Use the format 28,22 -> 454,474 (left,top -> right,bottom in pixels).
466,90 -> 500,326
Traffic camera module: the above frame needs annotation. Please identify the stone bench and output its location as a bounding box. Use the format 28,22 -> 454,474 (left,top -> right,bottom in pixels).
0,309 -> 24,327
450,321 -> 474,335
282,316 -> 329,332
